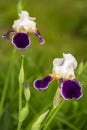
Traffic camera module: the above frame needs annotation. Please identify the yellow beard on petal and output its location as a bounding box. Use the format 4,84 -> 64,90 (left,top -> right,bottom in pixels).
49,73 -> 60,80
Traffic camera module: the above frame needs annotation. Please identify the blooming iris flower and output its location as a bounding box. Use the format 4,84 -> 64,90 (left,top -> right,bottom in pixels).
34,53 -> 83,100
2,10 -> 45,49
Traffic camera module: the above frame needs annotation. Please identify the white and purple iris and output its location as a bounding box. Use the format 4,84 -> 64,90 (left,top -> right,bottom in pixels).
2,10 -> 45,49
34,53 -> 83,100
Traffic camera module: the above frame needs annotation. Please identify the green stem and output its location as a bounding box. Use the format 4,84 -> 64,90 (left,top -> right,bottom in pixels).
17,122 -> 22,130
0,48 -> 16,118
19,84 -> 23,113
17,83 -> 23,130
42,101 -> 64,130
17,56 -> 24,130
17,0 -> 24,129
17,0 -> 23,12
40,107 -> 55,130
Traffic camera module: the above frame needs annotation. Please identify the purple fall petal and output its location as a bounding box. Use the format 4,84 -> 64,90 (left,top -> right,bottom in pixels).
60,79 -> 83,100
2,28 -> 14,40
40,37 -> 45,44
12,32 -> 30,49
34,30 -> 45,44
34,30 -> 41,37
33,75 -> 53,91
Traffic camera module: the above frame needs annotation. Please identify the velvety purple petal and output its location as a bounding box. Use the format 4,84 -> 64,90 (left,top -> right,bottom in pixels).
34,30 -> 45,44
12,32 -> 30,49
2,28 -> 14,40
60,79 -> 83,100
33,75 -> 53,91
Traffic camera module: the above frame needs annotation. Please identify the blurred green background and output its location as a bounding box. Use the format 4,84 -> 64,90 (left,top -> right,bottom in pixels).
0,0 -> 87,130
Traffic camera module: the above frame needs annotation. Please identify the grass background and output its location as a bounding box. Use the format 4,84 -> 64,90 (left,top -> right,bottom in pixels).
0,0 -> 87,130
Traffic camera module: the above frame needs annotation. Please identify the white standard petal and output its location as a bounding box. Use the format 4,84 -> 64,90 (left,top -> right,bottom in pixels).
12,10 -> 36,32
53,53 -> 77,79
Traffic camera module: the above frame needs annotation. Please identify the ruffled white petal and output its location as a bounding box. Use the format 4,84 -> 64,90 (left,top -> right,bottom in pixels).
53,53 -> 77,79
12,10 -> 36,32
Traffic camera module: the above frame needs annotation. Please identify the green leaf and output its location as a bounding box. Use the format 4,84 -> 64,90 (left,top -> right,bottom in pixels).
77,61 -> 87,102
77,61 -> 84,75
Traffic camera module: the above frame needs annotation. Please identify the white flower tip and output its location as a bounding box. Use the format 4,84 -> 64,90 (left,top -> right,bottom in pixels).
19,10 -> 36,20
12,10 -> 36,33
53,58 -> 64,66
19,10 -> 29,16
52,53 -> 78,79
63,53 -> 77,69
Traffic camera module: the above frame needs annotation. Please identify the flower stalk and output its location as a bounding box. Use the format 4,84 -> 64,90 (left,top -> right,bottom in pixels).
17,56 -> 24,130
42,101 -> 64,130
41,87 -> 64,130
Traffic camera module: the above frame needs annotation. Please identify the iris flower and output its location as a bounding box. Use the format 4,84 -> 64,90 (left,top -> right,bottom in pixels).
2,10 -> 45,49
34,53 -> 83,100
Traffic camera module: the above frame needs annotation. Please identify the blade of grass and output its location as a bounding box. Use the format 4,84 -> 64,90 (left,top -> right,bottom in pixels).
0,48 -> 16,118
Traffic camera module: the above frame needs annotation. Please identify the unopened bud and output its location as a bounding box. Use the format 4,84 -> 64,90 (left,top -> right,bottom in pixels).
53,87 -> 62,108
19,104 -> 29,122
24,82 -> 30,101
19,56 -> 24,85
31,110 -> 49,130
